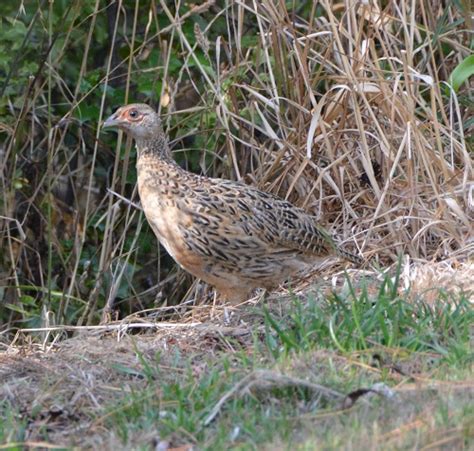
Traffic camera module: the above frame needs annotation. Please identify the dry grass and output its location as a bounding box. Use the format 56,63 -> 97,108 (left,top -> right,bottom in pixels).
0,1 -> 472,329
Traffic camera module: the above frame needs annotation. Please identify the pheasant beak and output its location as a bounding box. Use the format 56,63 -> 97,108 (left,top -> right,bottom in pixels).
102,112 -> 121,129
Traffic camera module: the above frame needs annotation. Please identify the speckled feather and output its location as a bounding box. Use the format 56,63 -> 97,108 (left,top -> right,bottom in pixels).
104,104 -> 361,303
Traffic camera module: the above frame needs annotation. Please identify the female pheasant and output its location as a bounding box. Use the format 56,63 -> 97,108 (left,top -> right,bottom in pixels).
103,104 -> 361,303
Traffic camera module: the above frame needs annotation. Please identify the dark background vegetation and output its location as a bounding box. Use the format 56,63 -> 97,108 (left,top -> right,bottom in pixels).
0,0 -> 472,331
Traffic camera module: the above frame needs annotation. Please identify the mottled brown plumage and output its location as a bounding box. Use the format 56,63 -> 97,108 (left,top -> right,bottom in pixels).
103,103 -> 361,303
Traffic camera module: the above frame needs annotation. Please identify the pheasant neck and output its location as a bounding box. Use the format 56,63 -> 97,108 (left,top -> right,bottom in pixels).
136,140 -> 188,200
136,133 -> 185,183
135,133 -> 175,163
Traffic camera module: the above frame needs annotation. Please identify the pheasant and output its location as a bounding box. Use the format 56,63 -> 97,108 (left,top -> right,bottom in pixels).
103,103 -> 361,303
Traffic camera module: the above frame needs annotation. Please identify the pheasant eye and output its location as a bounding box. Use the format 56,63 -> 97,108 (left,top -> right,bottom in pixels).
128,109 -> 139,119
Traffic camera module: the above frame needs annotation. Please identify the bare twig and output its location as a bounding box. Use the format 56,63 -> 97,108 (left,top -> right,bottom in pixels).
204,369 -> 344,426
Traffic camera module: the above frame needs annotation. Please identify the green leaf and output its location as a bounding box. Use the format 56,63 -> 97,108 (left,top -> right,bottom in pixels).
449,54 -> 474,92
5,303 -> 28,314
20,295 -> 36,306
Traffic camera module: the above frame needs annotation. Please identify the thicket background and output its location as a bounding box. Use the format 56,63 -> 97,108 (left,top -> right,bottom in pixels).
0,0 -> 472,332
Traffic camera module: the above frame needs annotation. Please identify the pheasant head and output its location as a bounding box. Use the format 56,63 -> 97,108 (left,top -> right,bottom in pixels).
103,103 -> 170,159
